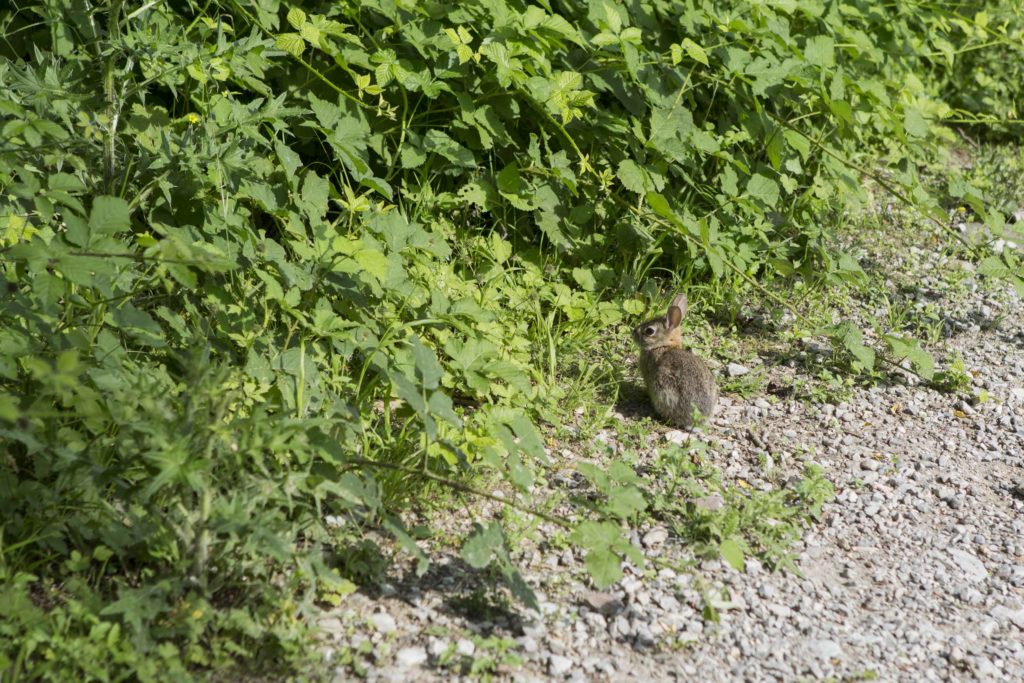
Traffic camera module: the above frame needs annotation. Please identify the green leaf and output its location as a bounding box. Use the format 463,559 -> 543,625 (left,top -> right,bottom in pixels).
276,33 -> 305,59
745,174 -> 780,207
903,107 -> 929,138
461,522 -> 502,569
680,38 -> 709,66
977,255 -> 1009,278
354,247 -> 389,283
286,7 -> 307,29
301,172 -> 330,219
384,516 -> 429,577
571,520 -> 620,549
828,321 -> 875,372
572,267 -> 597,291
423,130 -> 475,168
616,159 -> 647,194
605,486 -> 646,519
884,335 -> 935,380
584,549 -> 622,588
113,303 -> 166,347
804,35 -> 835,68
646,192 -> 679,225
719,537 -> 745,571
0,393 -> 19,421
89,196 -> 131,237
409,336 -> 443,390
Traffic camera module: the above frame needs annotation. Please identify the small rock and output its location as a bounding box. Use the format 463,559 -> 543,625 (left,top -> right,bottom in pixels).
949,548 -> 989,582
583,591 -> 624,616
518,636 -> 539,653
395,647 -> 428,668
979,619 -> 999,637
642,527 -> 669,548
693,493 -> 726,511
727,363 -> 750,377
974,655 -> 996,678
990,605 -> 1024,628
860,458 -> 881,471
664,430 -> 689,445
369,612 -> 397,634
549,654 -> 573,676
455,638 -> 475,657
808,639 -> 844,660
319,617 -> 344,635
805,340 -> 831,355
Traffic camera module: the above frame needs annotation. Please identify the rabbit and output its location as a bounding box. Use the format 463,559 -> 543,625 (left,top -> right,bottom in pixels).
632,293 -> 717,429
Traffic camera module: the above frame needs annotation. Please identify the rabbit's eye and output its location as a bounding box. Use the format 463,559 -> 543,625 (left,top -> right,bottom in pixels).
644,327 -> 655,337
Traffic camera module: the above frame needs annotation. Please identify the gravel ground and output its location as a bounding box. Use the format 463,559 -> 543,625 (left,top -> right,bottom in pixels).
318,233 -> 1023,682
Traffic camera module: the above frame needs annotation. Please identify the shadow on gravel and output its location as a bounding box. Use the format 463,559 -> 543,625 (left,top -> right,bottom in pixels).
349,555 -> 527,636
614,381 -> 659,421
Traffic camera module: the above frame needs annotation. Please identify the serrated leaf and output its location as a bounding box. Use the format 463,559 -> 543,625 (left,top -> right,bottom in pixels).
680,38 -> 708,66
602,2 -> 622,34
804,35 -> 835,68
300,23 -> 321,45
977,255 -> 1009,278
605,486 -> 646,519
276,33 -> 305,59
89,196 -> 131,237
584,548 -> 622,588
620,27 -> 642,44
616,159 -> 647,194
571,520 -> 620,550
287,7 -> 306,29
884,335 -> 934,380
354,247 -> 389,283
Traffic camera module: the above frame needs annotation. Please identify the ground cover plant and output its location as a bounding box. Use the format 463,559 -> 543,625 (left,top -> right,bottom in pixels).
1,0 -> 1021,679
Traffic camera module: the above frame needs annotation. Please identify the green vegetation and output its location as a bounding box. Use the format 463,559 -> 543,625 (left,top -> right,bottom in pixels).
1,0 -> 1021,679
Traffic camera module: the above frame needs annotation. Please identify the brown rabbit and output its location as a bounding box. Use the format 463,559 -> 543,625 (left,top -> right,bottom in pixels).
632,293 -> 717,429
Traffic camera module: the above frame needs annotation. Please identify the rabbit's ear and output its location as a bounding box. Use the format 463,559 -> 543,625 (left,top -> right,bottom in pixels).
669,293 -> 688,318
666,304 -> 683,329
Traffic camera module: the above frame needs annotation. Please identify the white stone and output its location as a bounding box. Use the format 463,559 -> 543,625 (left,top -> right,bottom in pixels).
727,362 -> 750,377
395,646 -> 428,667
642,526 -> 669,548
368,612 -> 397,634
549,654 -> 573,676
455,638 -> 475,657
990,605 -> 1024,628
808,639 -> 844,660
664,430 -> 688,444
949,549 -> 989,582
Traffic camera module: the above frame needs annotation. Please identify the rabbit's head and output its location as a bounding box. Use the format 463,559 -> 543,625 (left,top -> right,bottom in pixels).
632,293 -> 687,352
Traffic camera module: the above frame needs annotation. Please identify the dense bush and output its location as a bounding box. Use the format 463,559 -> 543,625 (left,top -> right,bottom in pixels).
1,0 -> 1020,678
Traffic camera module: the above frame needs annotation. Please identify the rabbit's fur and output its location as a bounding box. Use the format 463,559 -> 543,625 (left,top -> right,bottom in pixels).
632,293 -> 717,429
